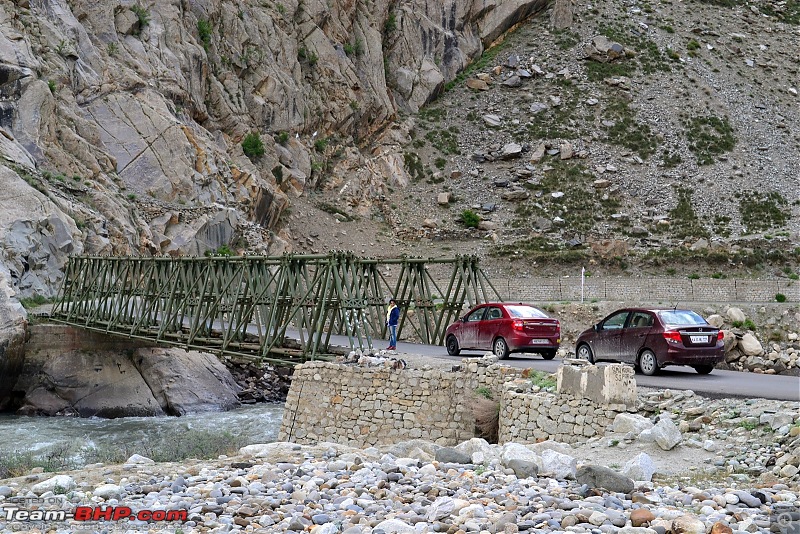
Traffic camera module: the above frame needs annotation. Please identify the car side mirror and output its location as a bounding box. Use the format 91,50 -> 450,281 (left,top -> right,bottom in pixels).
462,317 -> 468,323
594,323 -> 601,331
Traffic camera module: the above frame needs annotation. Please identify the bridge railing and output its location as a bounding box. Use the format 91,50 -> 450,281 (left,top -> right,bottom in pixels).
50,253 -> 501,364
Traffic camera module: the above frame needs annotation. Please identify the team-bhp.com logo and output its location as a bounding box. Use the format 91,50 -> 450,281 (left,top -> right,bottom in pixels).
3,504 -> 186,526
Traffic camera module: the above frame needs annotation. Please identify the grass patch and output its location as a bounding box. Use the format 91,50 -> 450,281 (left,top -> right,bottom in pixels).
738,191 -> 789,233
19,294 -> 53,309
669,187 -> 709,238
403,152 -> 425,182
444,40 -> 509,92
684,115 -> 736,165
603,97 -> 659,159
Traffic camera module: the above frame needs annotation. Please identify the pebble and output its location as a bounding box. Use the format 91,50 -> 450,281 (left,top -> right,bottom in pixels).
0,439 -> 796,534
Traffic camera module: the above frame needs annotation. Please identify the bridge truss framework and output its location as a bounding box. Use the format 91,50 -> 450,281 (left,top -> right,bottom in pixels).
51,253 -> 500,365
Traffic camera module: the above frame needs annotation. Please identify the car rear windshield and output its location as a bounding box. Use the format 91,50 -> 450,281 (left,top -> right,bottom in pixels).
657,310 -> 708,326
505,305 -> 548,319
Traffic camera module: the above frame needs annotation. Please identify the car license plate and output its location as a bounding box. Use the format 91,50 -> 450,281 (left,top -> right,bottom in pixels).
690,335 -> 708,344
531,339 -> 548,344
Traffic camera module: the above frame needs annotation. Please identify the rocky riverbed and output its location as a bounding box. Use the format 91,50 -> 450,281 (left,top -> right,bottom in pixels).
0,352 -> 798,534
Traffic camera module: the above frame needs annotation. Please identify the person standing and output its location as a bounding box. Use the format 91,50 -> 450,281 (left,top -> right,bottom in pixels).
386,298 -> 400,350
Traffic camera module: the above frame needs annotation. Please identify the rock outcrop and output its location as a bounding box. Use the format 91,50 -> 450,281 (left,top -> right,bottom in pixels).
15,344 -> 241,417
0,267 -> 27,410
0,0 -> 549,297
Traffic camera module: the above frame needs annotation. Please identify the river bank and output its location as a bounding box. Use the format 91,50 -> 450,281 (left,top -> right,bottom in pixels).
0,351 -> 798,533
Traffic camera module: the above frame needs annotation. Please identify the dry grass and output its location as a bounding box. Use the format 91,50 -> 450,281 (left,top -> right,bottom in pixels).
470,395 -> 500,443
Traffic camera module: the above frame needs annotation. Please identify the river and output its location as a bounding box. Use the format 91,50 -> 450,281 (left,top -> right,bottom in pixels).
0,403 -> 284,468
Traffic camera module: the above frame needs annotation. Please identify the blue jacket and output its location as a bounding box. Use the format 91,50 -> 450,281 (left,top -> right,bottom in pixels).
387,305 -> 400,326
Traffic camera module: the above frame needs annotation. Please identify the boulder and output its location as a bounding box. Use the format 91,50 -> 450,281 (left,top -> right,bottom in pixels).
435,447 -> 472,464
16,336 -> 240,417
133,348 -> 241,415
500,143 -> 523,159
739,333 -> 763,357
530,143 -> 546,163
31,475 -> 76,496
506,458 -> 539,478
454,438 -> 499,464
575,465 -> 634,493
500,189 -> 530,201
652,417 -> 682,450
726,307 -> 746,323
707,314 -> 724,328
483,114 -> 503,127
501,442 -> 541,472
612,413 -> 653,436
540,449 -> 576,479
466,78 -> 490,91
622,452 -> 657,481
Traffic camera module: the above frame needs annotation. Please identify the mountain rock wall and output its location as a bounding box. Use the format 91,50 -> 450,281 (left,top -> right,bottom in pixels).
0,0 -> 548,297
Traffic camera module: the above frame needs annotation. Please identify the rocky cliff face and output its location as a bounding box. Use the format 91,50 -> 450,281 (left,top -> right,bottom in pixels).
0,0 -> 548,297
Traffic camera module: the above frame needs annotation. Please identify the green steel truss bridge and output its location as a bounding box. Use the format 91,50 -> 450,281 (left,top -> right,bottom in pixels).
51,253 -> 500,365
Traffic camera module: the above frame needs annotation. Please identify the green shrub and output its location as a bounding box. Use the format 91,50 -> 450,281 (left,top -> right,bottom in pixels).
131,5 -> 150,35
276,131 -> 290,145
776,293 -> 787,302
529,370 -> 556,390
314,137 -> 328,152
475,386 -> 493,399
197,18 -> 212,51
384,12 -> 397,33
460,209 -> 480,228
242,132 -> 265,159
47,79 -> 56,94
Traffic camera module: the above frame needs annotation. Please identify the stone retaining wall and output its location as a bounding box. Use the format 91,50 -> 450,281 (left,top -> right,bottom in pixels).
498,363 -> 636,444
278,360 -> 522,447
280,359 -> 634,447
490,277 -> 798,302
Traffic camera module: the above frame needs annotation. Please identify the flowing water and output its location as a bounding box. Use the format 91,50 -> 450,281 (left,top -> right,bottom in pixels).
0,403 -> 284,465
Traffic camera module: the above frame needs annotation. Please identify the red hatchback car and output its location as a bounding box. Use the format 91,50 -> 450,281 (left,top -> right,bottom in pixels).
444,303 -> 561,359
575,308 -> 724,375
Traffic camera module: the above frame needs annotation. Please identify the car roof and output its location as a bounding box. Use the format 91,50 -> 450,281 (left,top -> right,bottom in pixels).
621,307 -> 700,313
477,302 -> 542,307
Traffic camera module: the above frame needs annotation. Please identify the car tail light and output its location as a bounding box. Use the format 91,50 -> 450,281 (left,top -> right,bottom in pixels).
717,331 -> 724,341
663,331 -> 683,343
512,320 -> 524,331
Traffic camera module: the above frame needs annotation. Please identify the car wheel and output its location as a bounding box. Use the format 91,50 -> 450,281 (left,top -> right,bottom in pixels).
493,337 -> 509,359
446,335 -> 461,356
576,343 -> 595,364
638,349 -> 659,376
694,365 -> 714,375
541,349 -> 557,360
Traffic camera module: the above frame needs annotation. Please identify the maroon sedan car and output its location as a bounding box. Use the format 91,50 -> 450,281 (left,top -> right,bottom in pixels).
444,303 -> 561,359
575,308 -> 724,375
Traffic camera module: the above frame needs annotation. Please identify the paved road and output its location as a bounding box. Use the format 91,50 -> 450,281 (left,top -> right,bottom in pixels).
357,339 -> 800,402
